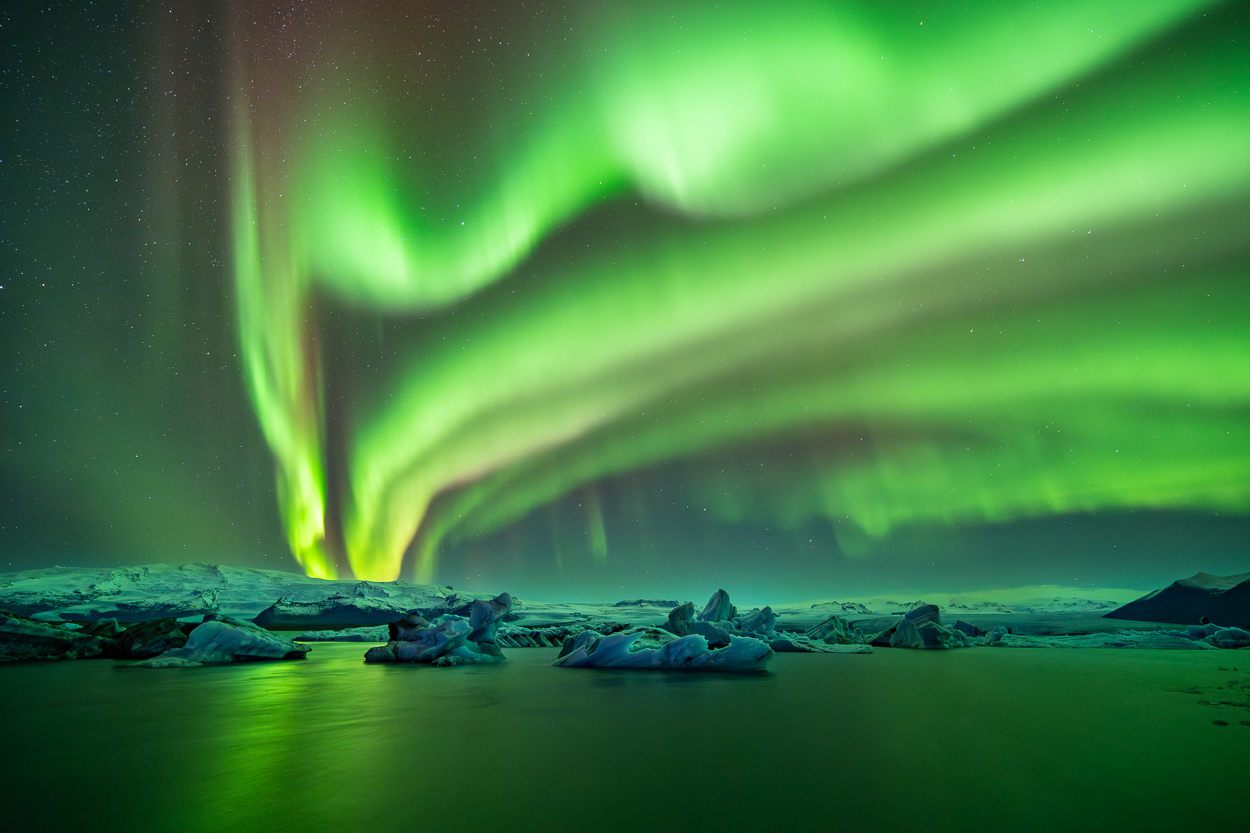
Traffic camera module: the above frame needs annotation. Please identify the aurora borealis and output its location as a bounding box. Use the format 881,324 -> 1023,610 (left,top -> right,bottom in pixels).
3,1 -> 1250,598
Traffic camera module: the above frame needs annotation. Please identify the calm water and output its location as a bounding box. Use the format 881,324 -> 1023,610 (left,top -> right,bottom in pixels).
1,644 -> 1246,832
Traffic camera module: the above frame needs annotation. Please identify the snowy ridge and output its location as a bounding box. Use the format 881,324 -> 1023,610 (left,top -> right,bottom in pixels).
0,563 -> 1193,634
0,563 -> 457,623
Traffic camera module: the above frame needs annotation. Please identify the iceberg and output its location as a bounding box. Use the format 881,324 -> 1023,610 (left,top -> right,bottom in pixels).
738,606 -> 777,637
553,628 -> 773,671
698,588 -> 736,622
364,593 -> 513,665
0,610 -> 117,661
133,614 -> 310,667
804,613 -> 858,644
659,591 -> 873,654
869,604 -> 971,649
116,617 -> 191,658
662,601 -> 697,636
1209,627 -> 1250,649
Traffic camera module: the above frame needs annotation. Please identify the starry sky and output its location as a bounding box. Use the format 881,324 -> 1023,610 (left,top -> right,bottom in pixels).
2,1 -> 1249,603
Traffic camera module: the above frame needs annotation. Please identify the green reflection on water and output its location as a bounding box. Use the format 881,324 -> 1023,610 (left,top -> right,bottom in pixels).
1,645 -> 1246,831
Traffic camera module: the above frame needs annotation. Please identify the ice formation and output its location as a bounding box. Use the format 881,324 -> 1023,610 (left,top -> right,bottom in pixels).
115,618 -> 190,658
363,593 -> 513,665
133,614 -> 310,667
656,590 -> 875,654
553,629 -> 774,672
549,589 -> 883,671
5,566 -> 1249,668
868,604 -> 973,650
0,611 -> 116,662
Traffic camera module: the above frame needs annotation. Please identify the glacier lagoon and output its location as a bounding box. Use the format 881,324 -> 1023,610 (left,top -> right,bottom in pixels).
5,1 -> 1250,828
1,643 -> 1245,832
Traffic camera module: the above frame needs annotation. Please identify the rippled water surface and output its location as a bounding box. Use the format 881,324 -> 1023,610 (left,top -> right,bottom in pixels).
2,644 -> 1246,832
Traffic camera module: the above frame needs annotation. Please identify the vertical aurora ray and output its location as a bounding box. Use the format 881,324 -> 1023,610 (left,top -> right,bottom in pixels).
230,103 -> 333,578
228,0 -> 1250,581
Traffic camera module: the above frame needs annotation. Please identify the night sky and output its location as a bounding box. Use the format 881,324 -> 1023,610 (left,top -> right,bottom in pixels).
3,1 -> 1249,602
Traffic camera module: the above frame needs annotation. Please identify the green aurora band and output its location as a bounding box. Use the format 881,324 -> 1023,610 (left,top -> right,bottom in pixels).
229,0 -> 1250,581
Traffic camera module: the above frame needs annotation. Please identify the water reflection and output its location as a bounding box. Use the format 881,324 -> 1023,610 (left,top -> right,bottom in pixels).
0,645 -> 1244,833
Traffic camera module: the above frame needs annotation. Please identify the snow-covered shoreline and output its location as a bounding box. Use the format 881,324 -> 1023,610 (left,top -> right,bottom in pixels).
0,562 -> 1142,630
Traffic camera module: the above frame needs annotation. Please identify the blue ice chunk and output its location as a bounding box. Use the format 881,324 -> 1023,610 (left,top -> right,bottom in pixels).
553,629 -> 772,671
1209,627 -> 1250,649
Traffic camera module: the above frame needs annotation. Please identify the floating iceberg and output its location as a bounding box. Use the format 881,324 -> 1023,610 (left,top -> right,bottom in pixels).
553,628 -> 773,671
1185,623 -> 1250,649
133,614 -> 310,667
657,590 -> 872,654
869,604 -> 972,649
115,618 -> 190,658
363,593 -> 513,666
804,613 -> 859,644
1208,627 -> 1250,649
0,610 -> 116,662
699,588 -> 737,622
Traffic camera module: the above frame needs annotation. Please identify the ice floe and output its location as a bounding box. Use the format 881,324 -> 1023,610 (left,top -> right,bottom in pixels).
363,593 -> 513,666
133,614 -> 310,667
553,629 -> 773,671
